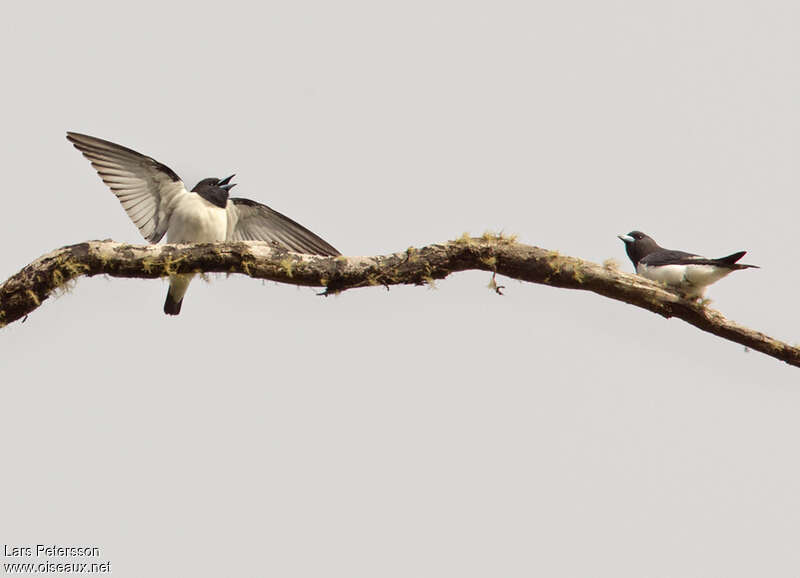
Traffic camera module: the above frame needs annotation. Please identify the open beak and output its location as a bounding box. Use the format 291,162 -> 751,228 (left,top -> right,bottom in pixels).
218,174 -> 236,190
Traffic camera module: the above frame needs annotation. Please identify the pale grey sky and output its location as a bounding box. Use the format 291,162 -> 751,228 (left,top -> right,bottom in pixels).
2,1 -> 799,576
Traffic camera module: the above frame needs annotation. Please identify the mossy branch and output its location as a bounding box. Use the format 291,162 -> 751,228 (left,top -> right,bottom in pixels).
1,235 -> 796,368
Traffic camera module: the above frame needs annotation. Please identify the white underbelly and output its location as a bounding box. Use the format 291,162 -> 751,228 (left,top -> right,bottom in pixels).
638,263 -> 686,286
167,195 -> 228,243
683,264 -> 734,287
638,262 -> 733,297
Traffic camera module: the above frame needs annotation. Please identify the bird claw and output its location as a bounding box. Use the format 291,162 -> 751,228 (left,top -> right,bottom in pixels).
488,272 -> 505,295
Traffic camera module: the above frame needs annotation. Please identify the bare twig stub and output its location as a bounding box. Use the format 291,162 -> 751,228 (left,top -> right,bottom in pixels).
1,235 -> 797,368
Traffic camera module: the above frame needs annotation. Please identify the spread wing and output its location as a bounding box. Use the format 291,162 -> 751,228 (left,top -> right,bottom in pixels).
226,198 -> 340,256
67,132 -> 187,243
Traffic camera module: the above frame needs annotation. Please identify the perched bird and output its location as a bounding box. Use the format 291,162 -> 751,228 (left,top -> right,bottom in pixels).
617,230 -> 758,297
67,132 -> 340,315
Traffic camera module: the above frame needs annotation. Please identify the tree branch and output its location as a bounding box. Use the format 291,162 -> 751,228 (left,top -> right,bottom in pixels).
1,235 -> 796,368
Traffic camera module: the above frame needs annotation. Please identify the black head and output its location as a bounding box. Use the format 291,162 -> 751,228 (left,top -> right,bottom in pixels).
617,230 -> 661,267
191,174 -> 236,209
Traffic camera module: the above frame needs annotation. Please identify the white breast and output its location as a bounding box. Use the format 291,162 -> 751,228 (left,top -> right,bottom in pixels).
166,193 -> 228,243
637,263 -> 687,286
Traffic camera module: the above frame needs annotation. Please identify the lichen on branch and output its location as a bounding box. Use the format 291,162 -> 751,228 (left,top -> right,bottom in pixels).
1,234 -> 798,368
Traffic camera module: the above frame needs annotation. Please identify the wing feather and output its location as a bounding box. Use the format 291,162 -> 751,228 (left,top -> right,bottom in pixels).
641,249 -> 745,268
226,198 -> 340,256
67,132 -> 187,243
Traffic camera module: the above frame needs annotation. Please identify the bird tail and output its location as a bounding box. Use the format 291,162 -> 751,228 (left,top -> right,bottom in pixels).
717,251 -> 759,269
164,294 -> 183,315
163,274 -> 193,316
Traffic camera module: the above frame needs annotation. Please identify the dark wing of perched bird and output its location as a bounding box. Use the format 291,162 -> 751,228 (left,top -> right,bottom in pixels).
66,132 -> 187,243
641,250 -> 758,269
226,198 -> 340,256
